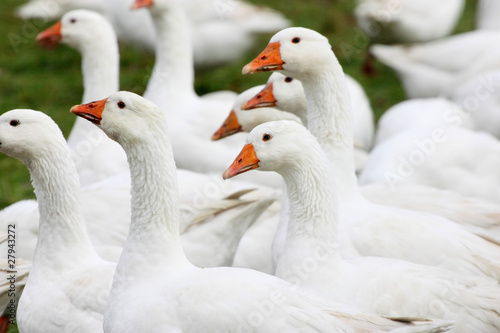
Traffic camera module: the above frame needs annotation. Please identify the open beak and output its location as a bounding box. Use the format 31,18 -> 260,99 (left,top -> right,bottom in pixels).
242,42 -> 284,75
36,21 -> 62,48
241,82 -> 277,110
212,110 -> 243,141
131,0 -> 153,9
70,98 -> 108,125
223,144 -> 260,180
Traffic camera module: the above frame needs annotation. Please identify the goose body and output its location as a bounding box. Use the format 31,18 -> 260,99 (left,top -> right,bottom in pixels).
68,91 -> 452,333
354,0 -> 465,44
242,27 -> 500,282
371,29 -> 500,98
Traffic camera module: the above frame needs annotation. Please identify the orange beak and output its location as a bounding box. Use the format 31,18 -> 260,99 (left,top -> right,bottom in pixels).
241,82 -> 277,110
223,144 -> 260,180
36,21 -> 62,48
212,110 -> 243,141
131,0 -> 153,9
242,42 -> 284,75
70,98 -> 108,125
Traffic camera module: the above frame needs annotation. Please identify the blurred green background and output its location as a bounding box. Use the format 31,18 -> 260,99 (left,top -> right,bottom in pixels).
0,0 -> 479,331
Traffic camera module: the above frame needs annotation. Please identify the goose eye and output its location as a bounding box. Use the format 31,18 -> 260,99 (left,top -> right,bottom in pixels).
284,77 -> 293,83
9,120 -> 20,127
70,18 -> 77,23
291,37 -> 301,44
117,101 -> 126,109
262,134 -> 272,142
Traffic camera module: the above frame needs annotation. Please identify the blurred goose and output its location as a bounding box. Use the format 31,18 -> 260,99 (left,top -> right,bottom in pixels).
450,70 -> 500,139
71,91 -> 453,333
225,120 -> 498,332
17,0 -> 290,67
36,9 -> 127,186
354,0 -> 465,44
374,97 -> 475,145
242,27 -> 500,281
476,0 -> 500,30
371,29 -> 500,98
0,109 -> 117,332
133,0 -> 282,187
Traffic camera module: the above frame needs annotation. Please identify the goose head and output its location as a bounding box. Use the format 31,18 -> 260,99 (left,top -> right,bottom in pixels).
212,86 -> 302,141
223,120 -> 315,179
0,109 -> 65,161
37,9 -> 115,50
242,27 -> 332,78
71,91 -> 166,144
242,72 -> 307,122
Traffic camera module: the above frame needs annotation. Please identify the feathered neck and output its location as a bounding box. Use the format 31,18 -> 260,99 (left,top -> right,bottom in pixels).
274,140 -> 343,275
68,28 -> 120,147
23,138 -> 98,270
297,54 -> 360,202
115,119 -> 189,279
144,3 -> 197,111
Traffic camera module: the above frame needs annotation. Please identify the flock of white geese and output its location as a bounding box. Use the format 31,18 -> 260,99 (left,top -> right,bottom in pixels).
2,0 -> 500,332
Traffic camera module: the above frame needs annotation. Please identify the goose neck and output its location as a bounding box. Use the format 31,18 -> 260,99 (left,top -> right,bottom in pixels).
298,61 -> 360,201
24,144 -> 97,268
279,150 -> 342,261
146,5 -> 197,107
80,35 -> 120,103
118,126 -> 189,273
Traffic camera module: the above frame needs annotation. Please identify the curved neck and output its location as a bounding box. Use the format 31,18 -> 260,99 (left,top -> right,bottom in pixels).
145,4 -> 197,109
275,147 -> 343,274
23,142 -> 97,269
298,58 -> 360,201
80,34 -> 120,103
116,122 -> 189,278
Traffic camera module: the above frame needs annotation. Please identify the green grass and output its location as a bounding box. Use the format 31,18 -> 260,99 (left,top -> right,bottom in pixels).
0,0 -> 479,331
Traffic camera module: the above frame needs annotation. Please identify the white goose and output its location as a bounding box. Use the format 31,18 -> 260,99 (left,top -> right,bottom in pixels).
71,91 -> 453,333
370,29 -> 500,98
354,0 -> 465,44
224,120 -> 498,332
0,109 -> 116,332
36,9 -> 127,187
242,27 -> 500,281
133,0 -> 283,188
210,88 -> 500,244
17,0 -> 290,67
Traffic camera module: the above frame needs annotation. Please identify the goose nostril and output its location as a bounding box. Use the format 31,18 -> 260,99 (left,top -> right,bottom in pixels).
238,158 -> 243,164
260,55 -> 267,60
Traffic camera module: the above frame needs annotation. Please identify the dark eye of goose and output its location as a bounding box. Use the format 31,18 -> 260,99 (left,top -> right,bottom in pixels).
291,37 -> 301,44
9,120 -> 20,127
117,101 -> 126,109
284,77 -> 293,83
262,134 -> 272,142
70,18 -> 77,23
